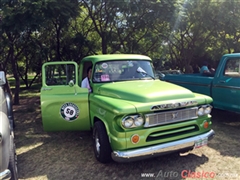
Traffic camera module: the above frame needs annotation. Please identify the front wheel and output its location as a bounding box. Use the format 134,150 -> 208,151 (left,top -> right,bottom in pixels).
8,134 -> 18,180
93,121 -> 112,163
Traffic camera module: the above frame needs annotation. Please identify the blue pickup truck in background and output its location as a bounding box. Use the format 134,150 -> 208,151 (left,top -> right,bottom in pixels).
162,53 -> 240,113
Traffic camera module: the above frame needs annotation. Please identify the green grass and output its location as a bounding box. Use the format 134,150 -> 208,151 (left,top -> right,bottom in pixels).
18,84 -> 41,98
7,75 -> 42,98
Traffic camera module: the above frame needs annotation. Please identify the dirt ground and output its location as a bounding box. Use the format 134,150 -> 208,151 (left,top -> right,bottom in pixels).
13,96 -> 240,180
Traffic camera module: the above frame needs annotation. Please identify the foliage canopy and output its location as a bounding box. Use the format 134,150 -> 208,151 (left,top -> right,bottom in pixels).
1,0 -> 240,104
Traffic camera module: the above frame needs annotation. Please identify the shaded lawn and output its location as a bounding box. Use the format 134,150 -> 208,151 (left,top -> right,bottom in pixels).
13,96 -> 240,180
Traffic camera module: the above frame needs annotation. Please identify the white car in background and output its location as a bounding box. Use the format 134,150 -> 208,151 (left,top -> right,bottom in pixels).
0,71 -> 18,180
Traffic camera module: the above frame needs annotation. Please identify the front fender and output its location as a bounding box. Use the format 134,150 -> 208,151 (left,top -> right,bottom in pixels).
90,95 -> 137,126
90,95 -> 137,150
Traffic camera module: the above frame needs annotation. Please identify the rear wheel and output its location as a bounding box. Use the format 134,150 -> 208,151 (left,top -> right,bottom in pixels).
93,121 -> 112,163
8,134 -> 18,180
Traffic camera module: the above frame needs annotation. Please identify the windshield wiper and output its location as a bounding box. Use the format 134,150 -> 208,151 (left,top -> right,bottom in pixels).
136,67 -> 155,80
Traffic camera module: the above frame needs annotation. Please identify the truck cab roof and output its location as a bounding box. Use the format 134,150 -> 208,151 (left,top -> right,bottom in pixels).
81,54 -> 152,63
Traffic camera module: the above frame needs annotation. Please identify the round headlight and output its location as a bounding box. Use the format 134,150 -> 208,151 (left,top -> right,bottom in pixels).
122,117 -> 134,128
204,106 -> 212,114
134,116 -> 144,127
197,107 -> 204,116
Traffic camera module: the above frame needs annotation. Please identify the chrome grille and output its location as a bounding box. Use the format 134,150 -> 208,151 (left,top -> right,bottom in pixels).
144,107 -> 198,127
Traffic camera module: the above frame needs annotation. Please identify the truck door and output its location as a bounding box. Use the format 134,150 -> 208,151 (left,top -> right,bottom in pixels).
212,58 -> 240,112
40,62 -> 90,131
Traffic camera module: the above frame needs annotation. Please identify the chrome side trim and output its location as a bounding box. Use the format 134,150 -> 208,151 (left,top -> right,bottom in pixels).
42,88 -> 52,91
112,129 -> 215,163
213,85 -> 240,90
166,80 -> 211,87
0,169 -> 11,180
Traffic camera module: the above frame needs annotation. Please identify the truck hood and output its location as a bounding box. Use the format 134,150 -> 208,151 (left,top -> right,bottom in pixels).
96,80 -> 195,102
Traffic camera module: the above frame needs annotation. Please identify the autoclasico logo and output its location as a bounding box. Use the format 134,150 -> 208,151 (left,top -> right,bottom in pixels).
181,170 -> 215,178
143,170 -> 239,179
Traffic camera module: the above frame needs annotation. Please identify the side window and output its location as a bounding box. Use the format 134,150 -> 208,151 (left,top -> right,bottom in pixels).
45,64 -> 76,86
224,59 -> 240,77
81,62 -> 93,80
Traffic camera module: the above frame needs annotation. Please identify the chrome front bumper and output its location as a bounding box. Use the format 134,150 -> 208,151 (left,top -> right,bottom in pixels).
112,129 -> 215,163
0,169 -> 11,180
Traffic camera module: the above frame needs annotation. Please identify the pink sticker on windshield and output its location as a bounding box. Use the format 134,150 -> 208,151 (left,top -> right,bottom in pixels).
101,74 -> 110,81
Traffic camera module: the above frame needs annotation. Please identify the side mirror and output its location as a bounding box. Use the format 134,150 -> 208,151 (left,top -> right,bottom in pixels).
68,80 -> 74,87
0,71 -> 6,86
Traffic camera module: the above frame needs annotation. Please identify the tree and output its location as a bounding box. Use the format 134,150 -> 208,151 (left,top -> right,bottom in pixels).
0,0 -> 80,104
209,1 -> 240,56
81,0 -> 175,55
159,0 -> 217,71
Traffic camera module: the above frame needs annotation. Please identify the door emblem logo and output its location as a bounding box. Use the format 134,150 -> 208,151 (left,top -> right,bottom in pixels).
60,102 -> 79,121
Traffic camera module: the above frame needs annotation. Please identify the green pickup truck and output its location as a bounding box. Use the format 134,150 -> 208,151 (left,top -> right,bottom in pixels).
40,54 -> 214,163
163,53 -> 240,113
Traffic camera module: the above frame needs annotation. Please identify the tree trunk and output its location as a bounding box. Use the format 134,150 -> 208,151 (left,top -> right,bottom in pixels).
10,46 -> 20,105
56,23 -> 62,61
102,32 -> 107,54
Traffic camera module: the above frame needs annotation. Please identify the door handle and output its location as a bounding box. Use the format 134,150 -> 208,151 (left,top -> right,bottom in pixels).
218,80 -> 226,83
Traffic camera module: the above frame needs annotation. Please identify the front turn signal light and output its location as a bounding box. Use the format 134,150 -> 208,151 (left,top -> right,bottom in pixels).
203,121 -> 209,129
131,134 -> 140,144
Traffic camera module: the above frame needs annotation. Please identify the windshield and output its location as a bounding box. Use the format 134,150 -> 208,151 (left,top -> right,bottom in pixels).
92,60 -> 155,82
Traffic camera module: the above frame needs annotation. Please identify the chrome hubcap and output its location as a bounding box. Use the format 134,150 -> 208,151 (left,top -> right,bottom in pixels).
95,132 -> 100,154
